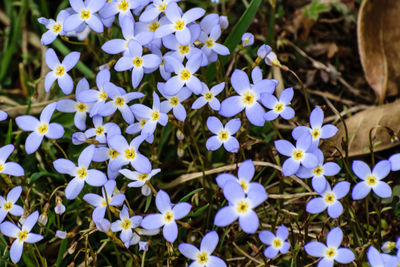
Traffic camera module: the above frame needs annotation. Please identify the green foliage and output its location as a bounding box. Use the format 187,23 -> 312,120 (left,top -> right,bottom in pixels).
303,0 -> 331,20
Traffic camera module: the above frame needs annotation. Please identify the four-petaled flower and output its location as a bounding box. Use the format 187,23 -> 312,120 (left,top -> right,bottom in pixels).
262,87 -> 295,121
53,144 -> 107,199
0,211 -> 43,263
141,190 -> 191,242
352,160 -> 392,200
111,205 -> 143,247
214,181 -> 267,233
305,227 -> 355,267
179,231 -> 227,267
119,168 -> 161,196
0,145 -> 24,177
192,82 -> 224,111
259,225 -> 290,259
206,116 -> 241,153
64,0 -> 106,33
44,49 -> 80,94
16,102 -> 64,154
0,186 -> 24,223
306,181 -> 350,218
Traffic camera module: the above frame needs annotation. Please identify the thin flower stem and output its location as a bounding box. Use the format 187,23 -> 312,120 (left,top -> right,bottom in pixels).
141,250 -> 147,267
49,139 -> 68,159
29,244 -> 41,267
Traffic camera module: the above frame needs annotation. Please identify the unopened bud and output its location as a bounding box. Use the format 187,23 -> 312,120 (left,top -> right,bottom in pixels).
55,196 -> 66,215
257,44 -> 272,59
177,142 -> 184,158
219,16 -> 229,30
72,132 -> 86,145
139,241 -> 149,251
381,241 -> 396,253
56,230 -> 67,239
176,129 -> 184,140
265,51 -> 280,67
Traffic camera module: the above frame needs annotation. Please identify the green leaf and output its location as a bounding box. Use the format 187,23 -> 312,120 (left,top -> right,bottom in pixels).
55,239 -> 68,267
304,0 -> 331,20
29,171 -> 65,184
179,188 -> 203,202
5,119 -> 12,145
206,0 -> 262,82
144,193 -> 152,212
191,203 -> 209,217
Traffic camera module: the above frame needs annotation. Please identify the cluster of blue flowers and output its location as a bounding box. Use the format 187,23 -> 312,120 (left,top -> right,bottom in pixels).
0,0 -> 399,265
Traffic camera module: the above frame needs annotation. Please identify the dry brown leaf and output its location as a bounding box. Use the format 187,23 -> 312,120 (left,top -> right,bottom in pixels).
357,0 -> 400,103
330,100 -> 400,157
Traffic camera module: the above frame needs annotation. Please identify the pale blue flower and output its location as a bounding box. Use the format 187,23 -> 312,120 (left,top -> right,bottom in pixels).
214,181 -> 267,233
262,87 -> 295,121
306,181 -> 350,218
83,180 -> 125,221
274,134 -> 318,176
160,85 -> 192,121
53,144 -> 107,199
199,25 -> 230,63
141,189 -> 191,242
0,145 -> 24,177
352,160 -> 392,200
64,0 -> 107,33
100,0 -> 141,24
44,48 -> 80,94
111,205 -> 142,247
296,149 -> 340,193
257,44 -> 272,59
16,102 -> 64,154
305,227 -> 355,266
119,168 -> 161,196
0,110 -> 7,121
130,92 -> 168,137
179,231 -> 227,267
84,116 -> 121,144
154,3 -> 205,45
56,78 -> 93,130
38,10 -> 70,45
139,0 -> 179,23
0,186 -> 24,223
191,82 -> 224,111
241,32 -> 254,47
206,116 -> 241,153
220,69 -> 277,126
259,226 -> 290,259
0,211 -> 43,263
107,134 -> 152,173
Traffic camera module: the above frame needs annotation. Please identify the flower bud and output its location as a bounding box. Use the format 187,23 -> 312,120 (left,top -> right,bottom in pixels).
381,241 -> 396,253
176,129 -> 185,140
257,44 -> 272,59
265,51 -> 280,67
139,241 -> 149,251
56,230 -> 67,239
219,16 -> 229,30
72,132 -> 86,145
38,212 -> 48,226
241,32 -> 254,47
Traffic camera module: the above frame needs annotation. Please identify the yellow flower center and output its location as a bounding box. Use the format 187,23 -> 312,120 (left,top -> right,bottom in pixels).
114,96 -> 125,107
324,192 -> 336,204
292,149 -> 304,161
325,247 -> 336,259
244,39 -> 250,45
272,238 -> 282,249
205,38 -> 214,48
95,126 -> 105,136
274,103 -> 284,113
132,57 -> 143,68
163,211 -> 174,223
157,3 -> 167,11
311,128 -> 321,140
17,230 -> 28,242
366,175 -> 377,186
387,242 -> 396,250
197,252 -> 209,264
76,167 -> 88,179
151,111 -> 160,121
52,23 -> 62,33
242,91 -> 255,106
178,45 -> 190,55
76,102 -> 87,112
236,200 -> 249,214
174,19 -> 185,31
99,90 -> 108,101
55,65 -> 65,77
80,9 -> 91,20
204,92 -> 213,101
37,123 -> 49,134
218,130 -> 229,142
118,0 -> 130,11
0,163 -> 4,172
124,148 -> 136,160
121,218 -> 132,230
312,166 -> 323,176
169,97 -> 179,107
108,149 -> 120,159
140,119 -> 146,127
138,173 -> 149,181
148,21 -> 160,32
3,201 -> 13,211
239,180 -> 248,192
179,69 -> 191,81
101,197 -> 111,207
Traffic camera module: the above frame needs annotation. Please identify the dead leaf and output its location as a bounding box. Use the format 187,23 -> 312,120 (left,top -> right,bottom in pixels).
357,0 -> 400,103
329,100 -> 400,157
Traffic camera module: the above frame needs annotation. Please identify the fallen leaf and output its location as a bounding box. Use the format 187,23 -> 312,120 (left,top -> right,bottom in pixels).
329,100 -> 400,157
357,0 -> 400,103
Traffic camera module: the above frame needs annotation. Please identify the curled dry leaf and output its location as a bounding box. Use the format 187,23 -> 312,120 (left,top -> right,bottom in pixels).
357,0 -> 400,103
329,100 -> 400,157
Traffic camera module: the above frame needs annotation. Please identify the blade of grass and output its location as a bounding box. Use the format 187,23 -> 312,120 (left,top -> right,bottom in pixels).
206,0 -> 262,82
